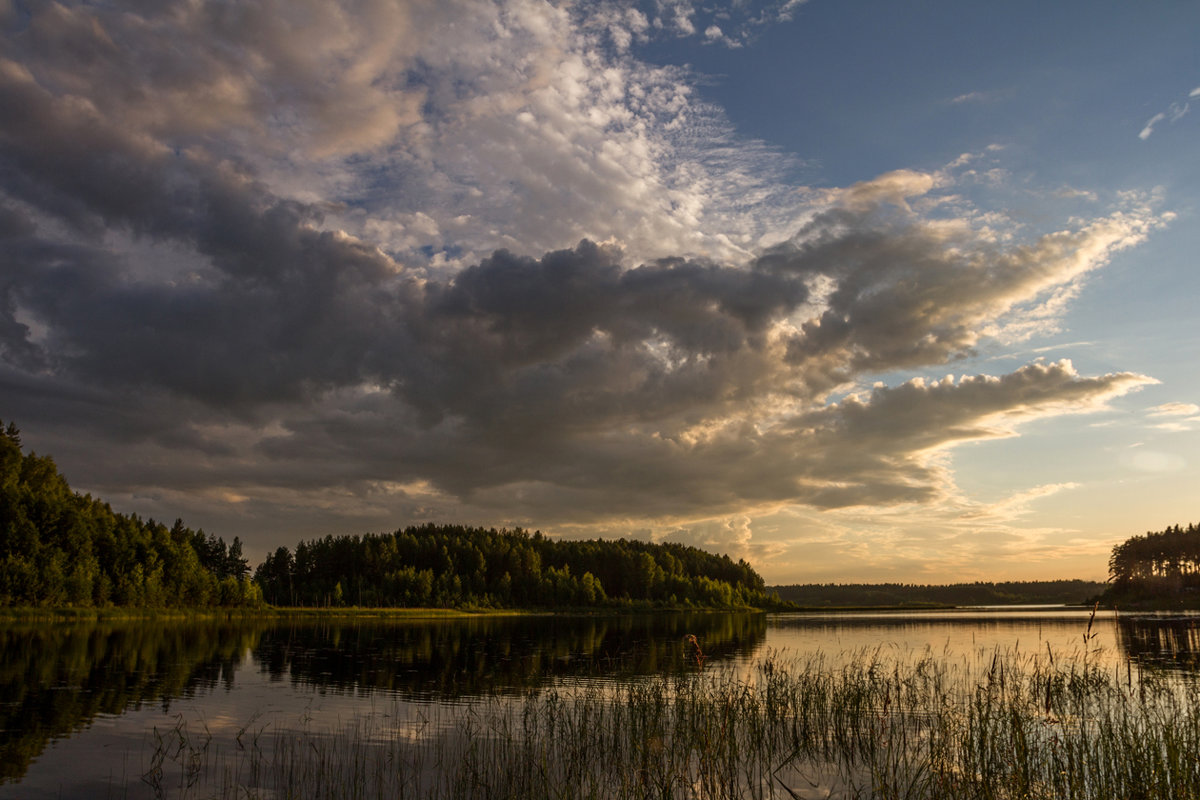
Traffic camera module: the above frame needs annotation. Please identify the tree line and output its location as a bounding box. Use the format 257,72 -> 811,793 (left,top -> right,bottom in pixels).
1106,522 -> 1200,602
0,421 -> 260,607
0,420 -> 774,610
770,580 -> 1106,608
254,524 -> 774,609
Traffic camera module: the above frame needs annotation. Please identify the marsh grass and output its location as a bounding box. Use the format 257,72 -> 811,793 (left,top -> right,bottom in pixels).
142,644 -> 1200,799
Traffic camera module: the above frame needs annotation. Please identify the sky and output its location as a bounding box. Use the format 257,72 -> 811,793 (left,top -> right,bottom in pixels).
1,0 -> 1197,585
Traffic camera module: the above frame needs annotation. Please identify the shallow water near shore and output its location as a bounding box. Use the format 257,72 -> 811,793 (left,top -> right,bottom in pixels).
2,607 -> 1197,798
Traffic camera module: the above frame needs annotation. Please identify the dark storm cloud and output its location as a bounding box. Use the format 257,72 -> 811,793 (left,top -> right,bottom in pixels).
407,244 -> 809,436
1,47 -> 805,435
0,102 -> 1153,523
0,2 -> 1163,547
0,52 -> 414,407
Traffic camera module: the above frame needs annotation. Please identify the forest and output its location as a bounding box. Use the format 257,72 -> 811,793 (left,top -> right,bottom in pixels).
1104,522 -> 1200,606
0,421 -> 261,607
769,580 -> 1106,608
254,525 -> 773,609
0,420 -> 773,610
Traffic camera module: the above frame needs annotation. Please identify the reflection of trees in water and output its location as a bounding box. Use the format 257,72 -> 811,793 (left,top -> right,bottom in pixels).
253,612 -> 767,699
0,620 -> 269,783
1116,615 -> 1200,672
0,613 -> 765,784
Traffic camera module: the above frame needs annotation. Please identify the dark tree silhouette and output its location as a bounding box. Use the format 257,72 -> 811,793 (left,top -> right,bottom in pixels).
1107,522 -> 1200,599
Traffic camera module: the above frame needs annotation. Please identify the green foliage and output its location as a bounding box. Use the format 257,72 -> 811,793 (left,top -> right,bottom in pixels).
0,420 -> 260,609
254,523 -> 775,610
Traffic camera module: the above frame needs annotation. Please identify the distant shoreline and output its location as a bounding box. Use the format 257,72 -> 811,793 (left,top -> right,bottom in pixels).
769,579 -> 1107,608
0,601 -> 1144,623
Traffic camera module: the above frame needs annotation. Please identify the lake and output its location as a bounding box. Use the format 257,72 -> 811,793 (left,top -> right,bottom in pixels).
1,608 -> 1197,799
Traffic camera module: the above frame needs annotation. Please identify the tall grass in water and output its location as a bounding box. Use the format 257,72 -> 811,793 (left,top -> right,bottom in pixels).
143,645 -> 1200,799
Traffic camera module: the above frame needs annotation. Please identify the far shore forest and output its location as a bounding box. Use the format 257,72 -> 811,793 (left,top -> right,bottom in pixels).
0,420 -> 1194,611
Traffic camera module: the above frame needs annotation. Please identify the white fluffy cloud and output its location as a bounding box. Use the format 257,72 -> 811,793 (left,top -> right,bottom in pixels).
0,0 -> 809,272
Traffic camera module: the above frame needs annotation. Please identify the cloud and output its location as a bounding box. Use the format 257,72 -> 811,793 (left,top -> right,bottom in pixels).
1148,402 -> 1200,417
0,0 -> 1170,559
1053,187 -> 1098,202
1146,402 -> 1200,431
0,172 -> 1160,533
749,502 -> 1110,584
1139,112 -> 1167,140
0,0 -> 814,274
951,91 -> 988,104
662,515 -> 785,562
959,482 -> 1081,523
948,89 -> 1014,107
590,0 -> 805,49
1138,86 -> 1195,139
1123,449 -> 1188,473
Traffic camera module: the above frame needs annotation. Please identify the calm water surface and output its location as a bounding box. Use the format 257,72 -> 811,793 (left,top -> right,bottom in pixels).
1,608 -> 1197,798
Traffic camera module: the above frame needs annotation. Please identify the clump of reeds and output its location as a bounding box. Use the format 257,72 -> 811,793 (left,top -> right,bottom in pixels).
142,643 -> 1200,799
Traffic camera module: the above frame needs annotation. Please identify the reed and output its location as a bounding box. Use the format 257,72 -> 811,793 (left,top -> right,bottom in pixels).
142,644 -> 1200,799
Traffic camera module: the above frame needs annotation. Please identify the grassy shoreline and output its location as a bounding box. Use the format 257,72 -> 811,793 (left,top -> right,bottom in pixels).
141,644 -> 1200,800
